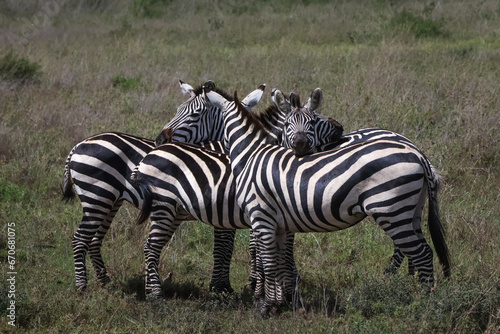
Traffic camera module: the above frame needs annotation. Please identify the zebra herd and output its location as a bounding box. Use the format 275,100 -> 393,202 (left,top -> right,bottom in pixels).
63,79 -> 450,317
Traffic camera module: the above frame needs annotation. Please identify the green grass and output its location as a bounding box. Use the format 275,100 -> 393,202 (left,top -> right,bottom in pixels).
1,0 -> 500,332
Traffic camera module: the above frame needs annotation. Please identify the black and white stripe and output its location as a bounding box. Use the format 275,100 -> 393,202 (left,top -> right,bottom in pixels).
63,133 -> 240,293
63,132 -> 155,290
132,85 -> 346,299
62,80 -> 252,293
204,88 -> 451,317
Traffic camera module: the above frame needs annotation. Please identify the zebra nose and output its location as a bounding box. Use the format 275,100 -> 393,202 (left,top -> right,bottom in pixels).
155,129 -> 173,147
292,132 -> 312,157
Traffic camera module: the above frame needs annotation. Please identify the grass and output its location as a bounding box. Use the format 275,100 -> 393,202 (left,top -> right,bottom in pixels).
1,0 -> 499,332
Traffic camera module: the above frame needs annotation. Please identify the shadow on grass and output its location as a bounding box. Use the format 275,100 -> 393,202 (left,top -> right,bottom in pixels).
117,274 -> 255,310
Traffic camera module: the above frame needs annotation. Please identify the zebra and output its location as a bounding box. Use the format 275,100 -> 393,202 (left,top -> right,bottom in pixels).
155,84 -> 437,283
203,87 -> 451,317
277,90 -> 421,274
62,80 -> 265,293
132,85 -> 346,300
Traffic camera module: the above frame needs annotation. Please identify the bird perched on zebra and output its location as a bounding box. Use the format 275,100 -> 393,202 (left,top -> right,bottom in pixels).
202,87 -> 451,318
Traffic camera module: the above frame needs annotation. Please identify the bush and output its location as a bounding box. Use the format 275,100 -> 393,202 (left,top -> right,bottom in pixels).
0,52 -> 42,83
132,0 -> 173,18
110,74 -> 142,91
388,10 -> 447,38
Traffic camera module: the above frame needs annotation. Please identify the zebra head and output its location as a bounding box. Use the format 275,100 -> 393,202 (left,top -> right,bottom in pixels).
155,80 -> 265,146
276,89 -> 318,157
275,88 -> 344,156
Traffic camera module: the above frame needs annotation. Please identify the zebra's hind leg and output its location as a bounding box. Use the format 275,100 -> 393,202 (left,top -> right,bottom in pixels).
144,213 -> 181,298
210,228 -> 236,294
384,246 -> 405,275
72,217 -> 104,292
383,228 -> 434,292
88,200 -> 123,286
384,246 -> 417,276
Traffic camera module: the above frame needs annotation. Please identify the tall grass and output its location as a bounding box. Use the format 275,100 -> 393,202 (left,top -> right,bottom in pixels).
1,0 -> 499,332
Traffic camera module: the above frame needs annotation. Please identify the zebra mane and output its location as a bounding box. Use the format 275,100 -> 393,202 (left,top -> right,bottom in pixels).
233,91 -> 277,145
193,85 -> 234,102
255,104 -> 277,118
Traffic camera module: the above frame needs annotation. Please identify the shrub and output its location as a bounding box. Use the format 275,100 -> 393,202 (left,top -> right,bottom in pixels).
110,74 -> 142,91
132,0 -> 173,18
0,52 -> 42,83
387,10 -> 447,38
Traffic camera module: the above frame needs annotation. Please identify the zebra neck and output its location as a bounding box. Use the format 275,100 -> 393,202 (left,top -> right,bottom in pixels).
222,101 -> 274,177
257,104 -> 285,143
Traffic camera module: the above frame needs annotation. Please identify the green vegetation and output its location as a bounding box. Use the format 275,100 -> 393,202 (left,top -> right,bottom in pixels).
110,74 -> 142,91
1,0 -> 499,332
0,52 -> 41,83
387,10 -> 447,38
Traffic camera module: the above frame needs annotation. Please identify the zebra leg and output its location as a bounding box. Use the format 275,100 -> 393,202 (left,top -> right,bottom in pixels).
384,246 -> 405,275
210,228 -> 236,294
144,212 -> 182,298
385,246 -> 416,276
381,225 -> 434,292
380,190 -> 434,292
247,229 -> 257,293
283,232 -> 304,309
72,215 -> 104,291
88,200 -> 123,286
273,231 -> 288,315
252,221 -> 280,318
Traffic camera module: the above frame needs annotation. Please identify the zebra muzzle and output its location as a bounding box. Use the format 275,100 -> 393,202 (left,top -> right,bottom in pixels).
292,132 -> 312,157
155,129 -> 174,147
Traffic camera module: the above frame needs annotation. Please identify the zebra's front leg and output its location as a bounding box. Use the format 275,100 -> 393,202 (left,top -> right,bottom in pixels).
253,221 -> 281,318
283,232 -> 303,309
247,229 -> 257,293
88,201 -> 123,286
210,228 -> 236,294
144,214 -> 181,298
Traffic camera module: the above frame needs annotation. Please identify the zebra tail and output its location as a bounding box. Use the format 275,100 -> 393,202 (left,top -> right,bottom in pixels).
61,150 -> 76,203
130,171 -> 153,225
426,166 -> 451,278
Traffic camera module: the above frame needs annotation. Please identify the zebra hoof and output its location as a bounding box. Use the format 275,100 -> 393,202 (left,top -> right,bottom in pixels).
145,292 -> 165,302
97,275 -> 111,286
76,286 -> 87,293
209,280 -> 234,295
76,282 -> 87,293
270,304 -> 282,317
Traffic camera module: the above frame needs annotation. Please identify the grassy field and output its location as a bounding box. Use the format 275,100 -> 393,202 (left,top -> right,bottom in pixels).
1,0 -> 499,332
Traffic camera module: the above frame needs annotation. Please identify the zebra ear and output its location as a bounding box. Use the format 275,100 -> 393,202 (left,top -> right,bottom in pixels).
241,84 -> 266,111
179,79 -> 196,97
272,89 -> 290,114
290,92 -> 301,109
307,88 -> 323,113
